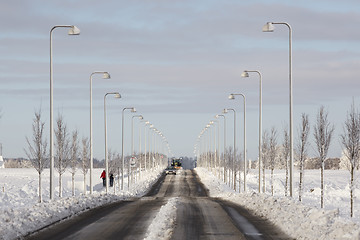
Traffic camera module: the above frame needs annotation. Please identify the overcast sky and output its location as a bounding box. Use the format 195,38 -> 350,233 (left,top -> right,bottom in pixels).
0,0 -> 359,161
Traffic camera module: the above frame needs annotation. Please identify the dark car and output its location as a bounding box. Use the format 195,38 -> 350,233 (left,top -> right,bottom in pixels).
165,166 -> 176,175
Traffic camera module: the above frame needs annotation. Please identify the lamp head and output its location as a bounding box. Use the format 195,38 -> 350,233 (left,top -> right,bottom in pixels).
68,25 -> 80,35
139,115 -> 143,120
241,71 -> 249,78
262,22 -> 275,32
228,94 -> 235,100
102,72 -> 111,79
114,93 -> 121,98
222,108 -> 228,114
131,108 -> 136,113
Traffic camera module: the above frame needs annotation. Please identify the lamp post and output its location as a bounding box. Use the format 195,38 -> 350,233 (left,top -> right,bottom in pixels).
104,92 -> 121,193
216,114 -> 226,183
131,115 -> 143,186
49,25 -> 80,200
263,21 -> 293,197
212,120 -> 219,178
207,122 -> 213,171
143,121 -> 150,171
242,70 -> 262,193
89,71 -> 110,194
229,93 -> 247,192
223,108 -> 236,190
121,107 -> 136,190
139,119 -> 147,180
131,115 -> 143,157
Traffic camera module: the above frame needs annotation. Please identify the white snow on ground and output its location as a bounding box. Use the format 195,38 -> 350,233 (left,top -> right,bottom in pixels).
0,168 -> 163,240
1,167 -> 360,240
196,167 -> 360,240
144,197 -> 179,240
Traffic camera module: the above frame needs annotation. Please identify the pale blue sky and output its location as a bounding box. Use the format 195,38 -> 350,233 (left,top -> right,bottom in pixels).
0,0 -> 359,160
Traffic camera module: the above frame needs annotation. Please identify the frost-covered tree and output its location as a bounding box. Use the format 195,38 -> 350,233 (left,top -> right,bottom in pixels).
69,130 -> 79,196
108,149 -> 117,175
54,114 -> 70,198
80,137 -> 89,194
24,109 -> 48,203
114,153 -> 121,191
297,113 -> 310,202
236,152 -> 242,192
262,130 -> 269,193
314,106 -> 334,208
268,127 -> 278,196
340,102 -> 360,217
225,147 -> 234,188
282,127 -> 290,196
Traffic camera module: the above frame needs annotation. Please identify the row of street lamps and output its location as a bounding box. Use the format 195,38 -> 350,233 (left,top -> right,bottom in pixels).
194,21 -> 293,197
49,25 -> 170,199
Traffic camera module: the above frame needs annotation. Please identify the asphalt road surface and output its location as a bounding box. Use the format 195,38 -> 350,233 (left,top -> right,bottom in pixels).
26,170 -> 291,240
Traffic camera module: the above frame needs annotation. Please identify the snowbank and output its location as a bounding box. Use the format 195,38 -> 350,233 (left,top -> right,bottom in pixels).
0,168 -> 163,240
196,167 -> 360,240
144,197 -> 178,240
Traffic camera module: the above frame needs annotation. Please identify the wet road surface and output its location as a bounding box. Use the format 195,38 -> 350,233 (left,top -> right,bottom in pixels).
26,170 -> 290,240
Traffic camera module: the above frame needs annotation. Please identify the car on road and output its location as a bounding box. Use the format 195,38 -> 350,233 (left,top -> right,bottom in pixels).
165,166 -> 176,175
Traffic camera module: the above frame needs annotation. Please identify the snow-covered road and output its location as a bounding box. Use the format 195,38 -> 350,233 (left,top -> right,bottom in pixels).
1,167 -> 360,239
26,169 -> 288,240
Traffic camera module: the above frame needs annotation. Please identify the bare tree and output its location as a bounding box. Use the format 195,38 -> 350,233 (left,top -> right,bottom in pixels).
108,149 -> 117,175
115,153 -> 121,191
24,109 -> 48,203
262,130 -> 269,193
69,130 -> 79,196
340,102 -> 360,217
268,127 -> 278,196
54,114 -> 70,198
314,106 -> 335,208
297,113 -> 310,202
225,147 -> 234,188
282,127 -> 290,196
80,137 -> 89,194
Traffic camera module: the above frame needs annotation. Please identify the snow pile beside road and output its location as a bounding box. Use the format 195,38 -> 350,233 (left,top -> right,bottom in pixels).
1,194 -> 124,240
0,168 -> 163,240
144,197 -> 179,240
195,168 -> 360,240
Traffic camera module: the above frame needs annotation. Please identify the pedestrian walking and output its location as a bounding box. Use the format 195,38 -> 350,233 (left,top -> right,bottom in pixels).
110,173 -> 114,187
100,170 -> 106,187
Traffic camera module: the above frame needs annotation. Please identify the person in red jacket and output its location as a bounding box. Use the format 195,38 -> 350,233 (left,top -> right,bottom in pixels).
100,170 -> 106,187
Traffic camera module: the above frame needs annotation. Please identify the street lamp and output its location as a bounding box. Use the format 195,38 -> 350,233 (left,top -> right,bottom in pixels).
242,70 -> 262,193
131,115 -> 143,157
216,114 -> 226,183
212,119 -> 220,179
229,93 -> 247,192
130,115 -> 143,187
143,121 -> 150,171
121,107 -> 136,190
49,25 -> 80,200
104,92 -> 121,193
223,108 -> 237,190
89,71 -> 110,194
263,21 -> 294,197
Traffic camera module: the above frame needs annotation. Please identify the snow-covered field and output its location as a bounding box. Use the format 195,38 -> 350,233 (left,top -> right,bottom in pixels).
0,167 -> 360,239
196,167 -> 360,240
0,168 -> 163,240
